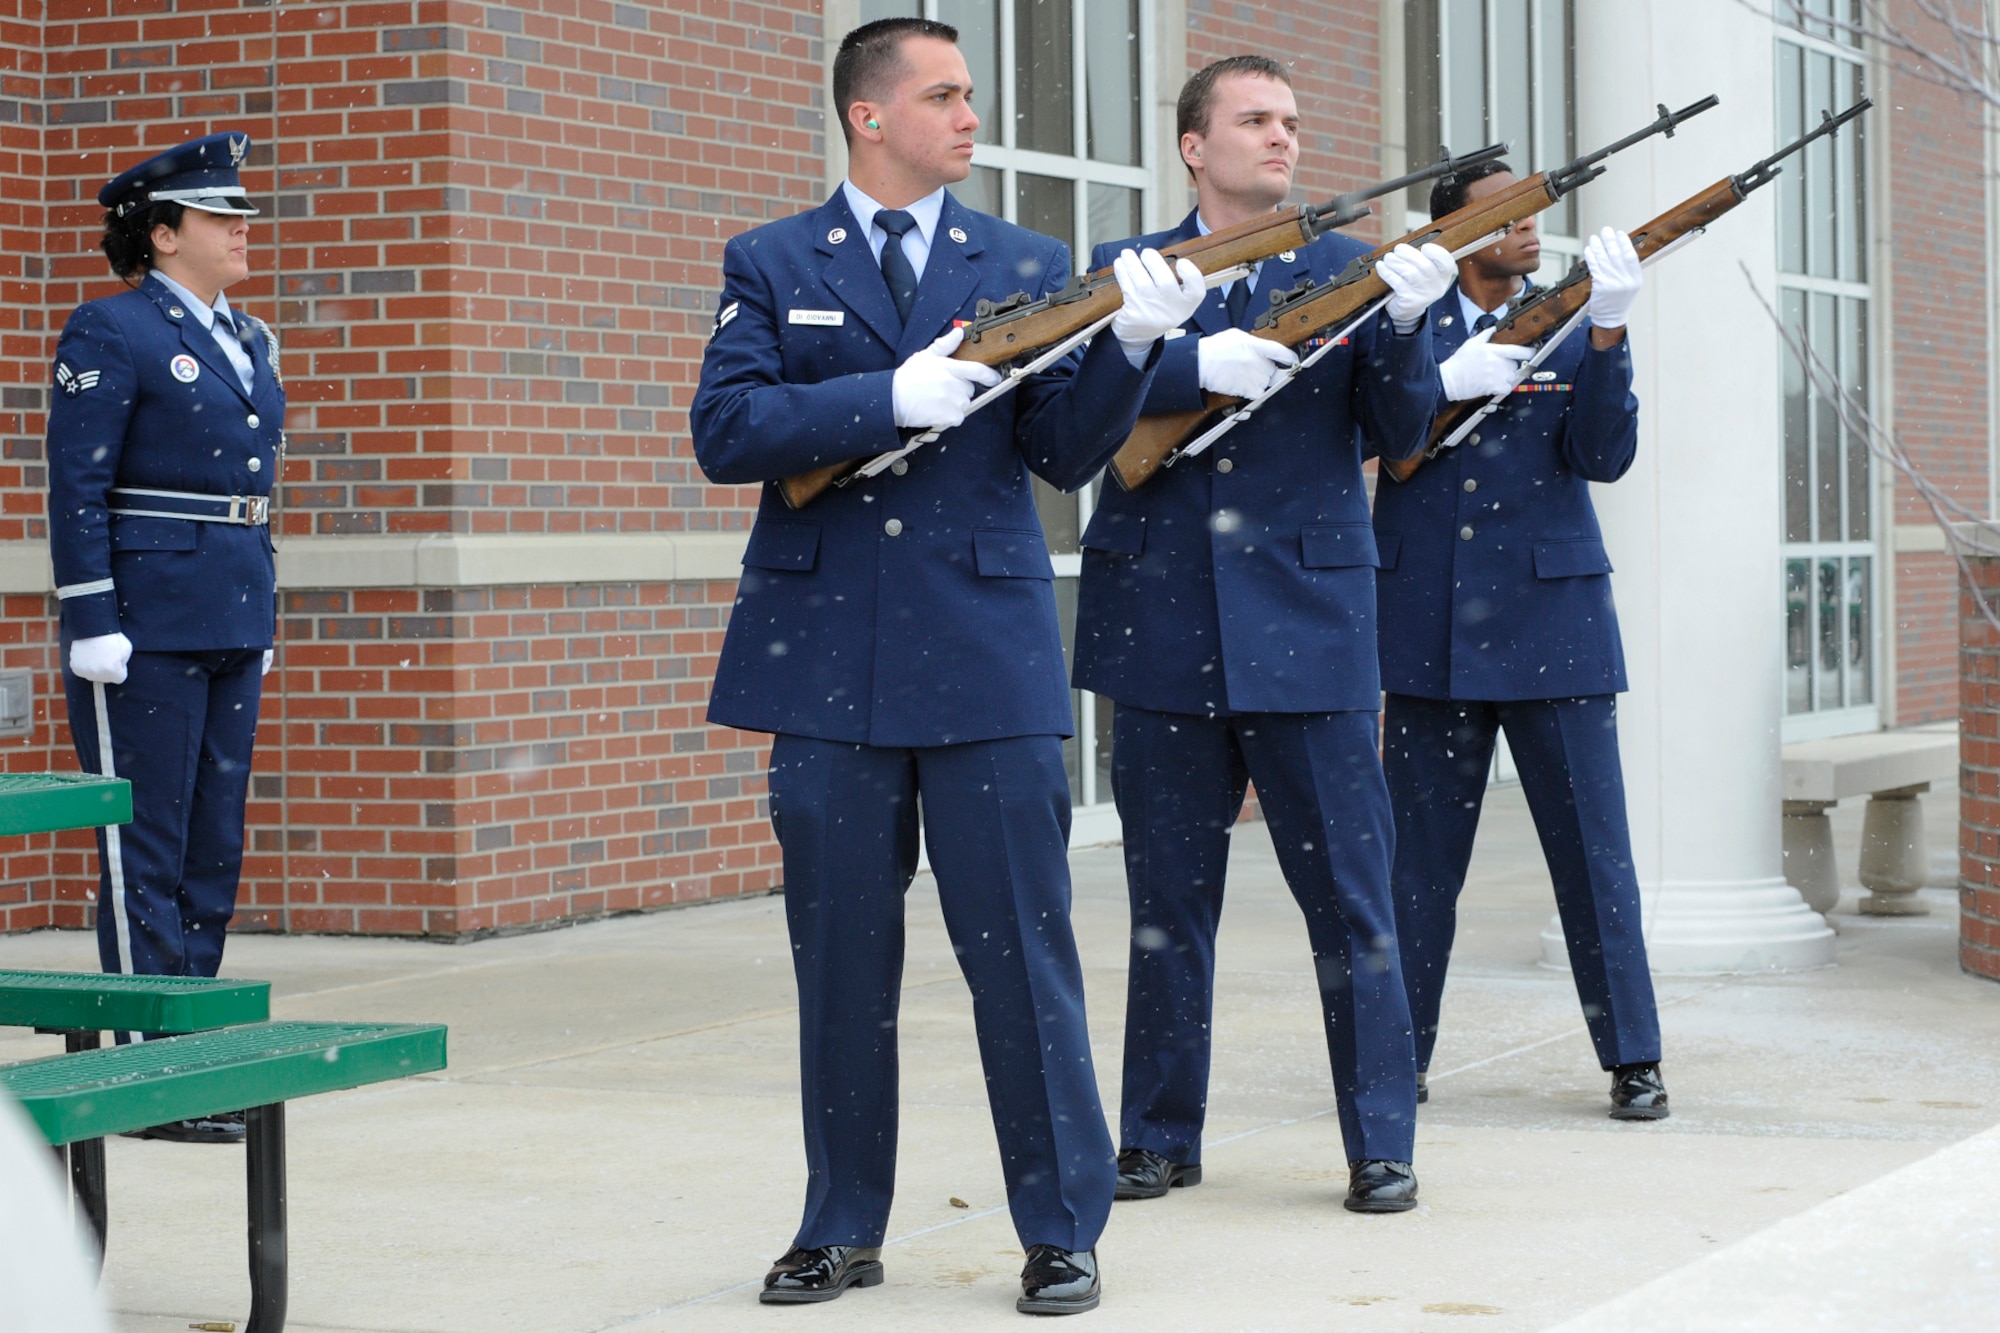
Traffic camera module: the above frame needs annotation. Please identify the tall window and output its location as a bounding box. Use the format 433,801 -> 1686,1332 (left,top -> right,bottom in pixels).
858,1 -> 1150,824
1776,3 -> 1874,735
1404,0 -> 1577,271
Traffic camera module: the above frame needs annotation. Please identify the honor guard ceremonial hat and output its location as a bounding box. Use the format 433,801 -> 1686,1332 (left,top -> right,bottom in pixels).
98,132 -> 260,218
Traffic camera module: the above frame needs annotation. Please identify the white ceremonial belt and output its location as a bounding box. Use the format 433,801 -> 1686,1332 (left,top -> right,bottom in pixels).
109,486 -> 270,526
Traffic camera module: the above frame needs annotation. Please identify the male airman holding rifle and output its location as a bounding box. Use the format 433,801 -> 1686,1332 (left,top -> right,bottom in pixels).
1073,54 -> 1458,1215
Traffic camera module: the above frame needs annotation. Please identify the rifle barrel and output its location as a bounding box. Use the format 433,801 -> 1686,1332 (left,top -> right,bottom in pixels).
1306,141 -> 1511,233
1549,94 -> 1719,194
1734,97 -> 1872,193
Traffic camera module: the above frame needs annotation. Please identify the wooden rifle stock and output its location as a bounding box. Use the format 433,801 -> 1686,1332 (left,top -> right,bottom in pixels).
773,206 -> 1338,509
1107,171 -> 1568,492
1381,175 -> 1745,484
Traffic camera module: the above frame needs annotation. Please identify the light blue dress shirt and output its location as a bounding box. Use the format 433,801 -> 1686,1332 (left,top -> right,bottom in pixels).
840,181 -> 946,284
152,270 -> 256,396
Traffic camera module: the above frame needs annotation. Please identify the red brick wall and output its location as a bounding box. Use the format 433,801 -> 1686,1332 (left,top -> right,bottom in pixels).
242,579 -> 777,937
1887,0 -> 1992,725
1957,553 -> 2000,981
0,0 -> 819,937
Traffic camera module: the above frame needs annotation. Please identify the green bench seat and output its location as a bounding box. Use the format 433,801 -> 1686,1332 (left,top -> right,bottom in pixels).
0,968 -> 275,1256
1,1021 -> 448,1333
2,1020 -> 447,1144
0,771 -> 131,836
0,968 -> 270,1035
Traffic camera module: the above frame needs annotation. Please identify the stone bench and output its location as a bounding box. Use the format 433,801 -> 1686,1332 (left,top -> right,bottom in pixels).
1781,725 -> 1957,916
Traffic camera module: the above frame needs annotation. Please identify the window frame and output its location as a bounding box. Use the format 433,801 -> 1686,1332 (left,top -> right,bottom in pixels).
1401,0 -> 1583,284
1774,15 -> 1883,742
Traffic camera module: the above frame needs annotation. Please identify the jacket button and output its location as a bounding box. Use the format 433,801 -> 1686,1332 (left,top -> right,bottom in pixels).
1468,431 -> 1481,446
1462,477 -> 1477,493
889,459 -> 908,475
248,457 -> 262,472
884,519 -> 903,536
1215,458 -> 1234,473
247,413 -> 260,429
1459,525 -> 1474,540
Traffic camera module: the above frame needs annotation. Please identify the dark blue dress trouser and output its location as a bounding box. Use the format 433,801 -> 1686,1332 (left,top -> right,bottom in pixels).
64,647 -> 264,981
1382,692 -> 1662,1073
766,732 -> 1115,1253
1111,704 -> 1417,1168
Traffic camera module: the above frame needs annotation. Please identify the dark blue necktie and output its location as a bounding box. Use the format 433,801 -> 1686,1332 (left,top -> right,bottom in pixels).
876,209 -> 919,324
1474,312 -> 1498,333
1226,273 -> 1254,329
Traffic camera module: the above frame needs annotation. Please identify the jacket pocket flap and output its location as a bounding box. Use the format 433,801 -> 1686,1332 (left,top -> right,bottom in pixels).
1080,510 -> 1145,556
108,516 -> 198,553
1374,531 -> 1402,571
742,520 -> 820,572
1300,523 -> 1380,569
1532,538 -> 1614,579
973,528 -> 1056,578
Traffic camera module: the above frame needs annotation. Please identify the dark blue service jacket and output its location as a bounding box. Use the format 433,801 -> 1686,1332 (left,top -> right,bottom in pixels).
691,190 -> 1159,747
47,273 -> 281,651
1372,285 -> 1637,701
1072,214 -> 1440,716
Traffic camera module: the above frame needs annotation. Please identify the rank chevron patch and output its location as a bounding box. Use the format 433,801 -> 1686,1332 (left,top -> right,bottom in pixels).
55,363 -> 100,397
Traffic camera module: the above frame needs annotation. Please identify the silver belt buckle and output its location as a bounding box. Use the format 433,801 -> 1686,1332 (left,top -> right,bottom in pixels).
232,495 -> 270,526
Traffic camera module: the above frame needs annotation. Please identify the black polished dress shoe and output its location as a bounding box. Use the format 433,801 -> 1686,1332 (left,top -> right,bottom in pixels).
1609,1063 -> 1670,1120
1416,1072 -> 1429,1105
122,1110 -> 245,1144
1113,1147 -> 1201,1201
1344,1159 -> 1419,1213
759,1244 -> 884,1304
1018,1245 -> 1098,1315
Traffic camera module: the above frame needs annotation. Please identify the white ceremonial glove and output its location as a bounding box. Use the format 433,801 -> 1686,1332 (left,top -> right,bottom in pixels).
69,633 -> 133,685
890,326 -> 1003,431
261,649 -> 275,677
1438,328 -> 1535,402
1376,242 -> 1458,328
1583,226 -> 1643,331
1197,327 -> 1300,399
1109,248 -> 1206,359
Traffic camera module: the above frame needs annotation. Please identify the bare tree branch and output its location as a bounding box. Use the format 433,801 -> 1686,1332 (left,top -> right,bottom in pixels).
1741,262 -> 2000,636
1760,0 -> 1999,108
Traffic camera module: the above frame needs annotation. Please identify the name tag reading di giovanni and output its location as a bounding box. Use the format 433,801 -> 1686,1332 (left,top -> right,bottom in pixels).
788,309 -> 845,327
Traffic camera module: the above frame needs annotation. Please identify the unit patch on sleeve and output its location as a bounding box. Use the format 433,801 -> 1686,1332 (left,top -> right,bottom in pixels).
54,363 -> 100,397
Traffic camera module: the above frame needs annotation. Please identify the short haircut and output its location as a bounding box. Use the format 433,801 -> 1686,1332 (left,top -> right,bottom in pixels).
1429,158 -> 1514,221
832,18 -> 961,147
1176,55 -> 1292,143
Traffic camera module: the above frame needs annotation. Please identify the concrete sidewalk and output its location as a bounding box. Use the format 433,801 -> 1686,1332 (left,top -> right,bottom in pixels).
2,784 -> 1996,1331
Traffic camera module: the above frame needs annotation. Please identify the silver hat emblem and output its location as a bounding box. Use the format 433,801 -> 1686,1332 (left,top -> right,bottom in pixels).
827,227 -> 848,244
229,135 -> 249,166
949,227 -> 968,243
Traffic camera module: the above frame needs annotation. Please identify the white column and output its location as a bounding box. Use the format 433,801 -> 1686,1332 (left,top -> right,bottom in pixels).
1542,0 -> 1834,973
